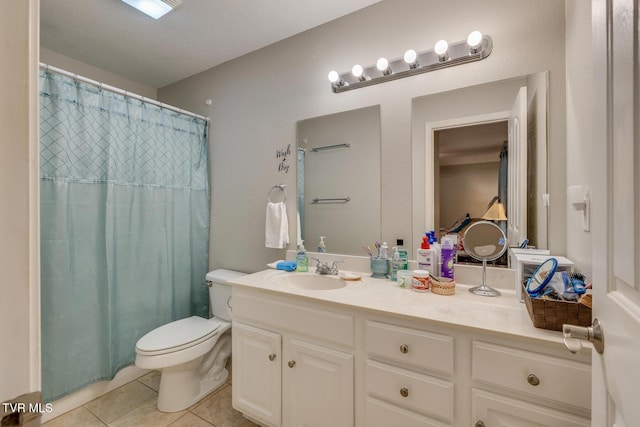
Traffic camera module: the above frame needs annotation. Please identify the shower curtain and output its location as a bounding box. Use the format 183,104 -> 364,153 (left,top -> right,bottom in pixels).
39,70 -> 210,402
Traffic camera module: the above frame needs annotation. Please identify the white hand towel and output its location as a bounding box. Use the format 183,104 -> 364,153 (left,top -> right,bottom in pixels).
265,202 -> 289,249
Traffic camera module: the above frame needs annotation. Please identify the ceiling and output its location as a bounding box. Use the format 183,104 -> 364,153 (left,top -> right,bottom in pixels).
437,121 -> 508,167
40,0 -> 383,89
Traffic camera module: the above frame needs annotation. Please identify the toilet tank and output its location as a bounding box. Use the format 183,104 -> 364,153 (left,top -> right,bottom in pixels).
205,269 -> 246,321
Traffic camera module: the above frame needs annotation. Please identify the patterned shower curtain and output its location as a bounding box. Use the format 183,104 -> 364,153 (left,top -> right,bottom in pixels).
39,70 -> 210,402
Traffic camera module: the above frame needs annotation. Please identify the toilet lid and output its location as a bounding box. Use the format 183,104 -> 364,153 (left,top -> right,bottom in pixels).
136,316 -> 220,353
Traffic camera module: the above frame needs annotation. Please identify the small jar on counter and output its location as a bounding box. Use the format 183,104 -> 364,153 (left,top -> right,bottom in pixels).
411,270 -> 431,292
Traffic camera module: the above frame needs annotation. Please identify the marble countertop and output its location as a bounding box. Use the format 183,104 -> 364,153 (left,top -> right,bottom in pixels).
229,268 -> 577,347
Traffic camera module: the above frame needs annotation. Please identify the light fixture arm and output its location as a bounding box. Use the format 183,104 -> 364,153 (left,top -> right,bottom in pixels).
329,34 -> 493,93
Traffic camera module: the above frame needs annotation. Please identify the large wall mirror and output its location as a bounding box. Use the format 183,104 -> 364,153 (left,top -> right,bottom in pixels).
413,71 -> 549,252
296,72 -> 549,258
296,105 -> 381,255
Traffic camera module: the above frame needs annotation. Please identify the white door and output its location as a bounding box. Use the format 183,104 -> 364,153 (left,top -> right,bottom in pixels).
232,322 -> 282,427
590,0 -> 640,425
285,338 -> 353,427
507,86 -> 528,246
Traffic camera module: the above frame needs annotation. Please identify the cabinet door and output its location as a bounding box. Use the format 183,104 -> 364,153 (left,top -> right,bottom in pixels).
232,322 -> 282,427
285,338 -> 353,427
472,389 -> 589,427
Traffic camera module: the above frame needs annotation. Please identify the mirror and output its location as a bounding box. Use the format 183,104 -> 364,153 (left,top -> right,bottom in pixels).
296,105 -> 381,255
463,221 -> 508,297
296,72 -> 548,257
413,71 -> 548,251
526,257 -> 558,297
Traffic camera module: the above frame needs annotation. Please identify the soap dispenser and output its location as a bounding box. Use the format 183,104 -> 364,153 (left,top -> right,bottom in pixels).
317,236 -> 326,253
296,241 -> 309,272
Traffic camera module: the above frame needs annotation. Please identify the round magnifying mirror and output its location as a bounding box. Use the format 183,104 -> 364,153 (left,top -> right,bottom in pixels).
526,257 -> 558,297
463,221 -> 508,297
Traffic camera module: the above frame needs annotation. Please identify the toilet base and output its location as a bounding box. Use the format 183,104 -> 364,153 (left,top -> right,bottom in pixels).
156,332 -> 231,412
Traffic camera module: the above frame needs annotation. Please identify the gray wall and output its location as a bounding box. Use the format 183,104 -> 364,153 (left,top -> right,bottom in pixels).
158,0 -> 567,273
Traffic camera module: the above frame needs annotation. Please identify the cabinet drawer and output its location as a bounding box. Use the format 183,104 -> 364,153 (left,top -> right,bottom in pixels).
365,397 -> 450,427
366,360 -> 454,423
233,291 -> 353,348
472,341 -> 591,410
472,388 -> 590,427
365,321 -> 454,375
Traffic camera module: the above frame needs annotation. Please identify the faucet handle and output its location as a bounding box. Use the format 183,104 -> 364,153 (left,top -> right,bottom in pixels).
310,257 -> 322,266
330,260 -> 345,273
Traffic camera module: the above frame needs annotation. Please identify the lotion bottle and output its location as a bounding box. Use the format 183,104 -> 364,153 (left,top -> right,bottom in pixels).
317,236 -> 326,253
441,239 -> 455,279
416,236 -> 436,271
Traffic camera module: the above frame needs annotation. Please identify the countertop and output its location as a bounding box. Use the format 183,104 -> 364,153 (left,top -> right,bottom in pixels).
228,269 -> 579,347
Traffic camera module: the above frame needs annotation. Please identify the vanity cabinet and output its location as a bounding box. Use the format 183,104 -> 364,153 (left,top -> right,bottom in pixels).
231,289 -> 354,427
230,272 -> 592,427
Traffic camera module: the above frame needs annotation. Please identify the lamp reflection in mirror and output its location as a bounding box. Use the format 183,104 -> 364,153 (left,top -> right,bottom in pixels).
482,200 -> 508,221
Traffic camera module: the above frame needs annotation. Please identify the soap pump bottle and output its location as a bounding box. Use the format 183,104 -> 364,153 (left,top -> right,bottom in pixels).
296,241 -> 309,272
317,236 -> 326,253
390,247 -> 401,281
417,236 -> 436,272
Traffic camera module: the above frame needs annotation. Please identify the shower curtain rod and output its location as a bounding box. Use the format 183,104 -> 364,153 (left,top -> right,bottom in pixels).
39,62 -> 210,122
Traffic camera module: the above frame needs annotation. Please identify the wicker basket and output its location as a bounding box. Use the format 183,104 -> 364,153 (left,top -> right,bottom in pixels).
522,284 -> 592,331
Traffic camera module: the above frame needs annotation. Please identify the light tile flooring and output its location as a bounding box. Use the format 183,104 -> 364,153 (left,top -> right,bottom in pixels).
42,361 -> 259,427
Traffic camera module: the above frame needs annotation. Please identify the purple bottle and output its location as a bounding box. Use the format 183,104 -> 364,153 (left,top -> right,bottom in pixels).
441,240 -> 455,279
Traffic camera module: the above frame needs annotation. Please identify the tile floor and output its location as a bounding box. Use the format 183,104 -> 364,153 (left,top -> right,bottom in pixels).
42,361 -> 259,427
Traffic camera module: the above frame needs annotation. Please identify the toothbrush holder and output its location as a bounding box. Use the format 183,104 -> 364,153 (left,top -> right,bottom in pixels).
370,257 -> 389,278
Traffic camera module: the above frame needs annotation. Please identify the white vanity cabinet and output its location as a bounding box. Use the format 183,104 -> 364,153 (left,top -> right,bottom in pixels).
231,289 -> 355,427
229,271 -> 592,427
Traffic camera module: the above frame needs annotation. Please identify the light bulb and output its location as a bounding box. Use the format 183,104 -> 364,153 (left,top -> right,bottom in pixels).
376,58 -> 388,71
467,30 -> 483,50
434,39 -> 449,61
403,49 -> 419,68
327,70 -> 340,83
376,57 -> 392,75
352,64 -> 364,78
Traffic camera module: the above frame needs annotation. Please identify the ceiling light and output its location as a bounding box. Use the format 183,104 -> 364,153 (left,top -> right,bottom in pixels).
122,0 -> 182,19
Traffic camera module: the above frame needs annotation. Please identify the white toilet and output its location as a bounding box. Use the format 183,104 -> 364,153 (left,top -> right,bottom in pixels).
135,269 -> 246,412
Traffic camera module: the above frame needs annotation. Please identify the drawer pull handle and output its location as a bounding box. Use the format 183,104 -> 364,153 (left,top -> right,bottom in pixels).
400,344 -> 409,354
288,360 -> 296,368
475,421 -> 486,427
527,374 -> 540,386
268,353 -> 276,361
400,387 -> 409,397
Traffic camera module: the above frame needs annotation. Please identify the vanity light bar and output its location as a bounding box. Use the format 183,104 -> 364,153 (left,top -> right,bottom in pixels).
328,32 -> 493,93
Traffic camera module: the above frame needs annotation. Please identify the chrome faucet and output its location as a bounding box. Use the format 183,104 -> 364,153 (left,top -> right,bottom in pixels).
311,258 -> 343,275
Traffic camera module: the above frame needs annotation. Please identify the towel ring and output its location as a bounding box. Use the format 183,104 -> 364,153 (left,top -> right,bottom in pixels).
268,184 -> 287,203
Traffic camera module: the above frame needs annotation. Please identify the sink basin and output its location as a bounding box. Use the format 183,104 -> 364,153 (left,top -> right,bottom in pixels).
275,274 -> 346,290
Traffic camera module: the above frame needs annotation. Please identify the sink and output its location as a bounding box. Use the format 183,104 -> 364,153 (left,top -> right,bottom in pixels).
275,274 -> 346,290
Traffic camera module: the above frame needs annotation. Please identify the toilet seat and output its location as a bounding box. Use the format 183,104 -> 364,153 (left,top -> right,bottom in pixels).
136,316 -> 222,356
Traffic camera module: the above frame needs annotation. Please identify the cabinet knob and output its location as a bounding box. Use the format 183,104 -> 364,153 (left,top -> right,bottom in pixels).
475,421 -> 486,427
400,344 -> 409,354
268,353 -> 276,361
527,373 -> 540,386
288,360 -> 296,368
400,387 -> 409,397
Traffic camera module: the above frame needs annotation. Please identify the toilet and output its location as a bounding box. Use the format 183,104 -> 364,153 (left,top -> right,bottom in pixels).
135,269 -> 246,412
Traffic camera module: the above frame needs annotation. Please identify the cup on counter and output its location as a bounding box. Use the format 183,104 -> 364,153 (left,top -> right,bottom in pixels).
397,270 -> 413,288
370,257 -> 389,278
